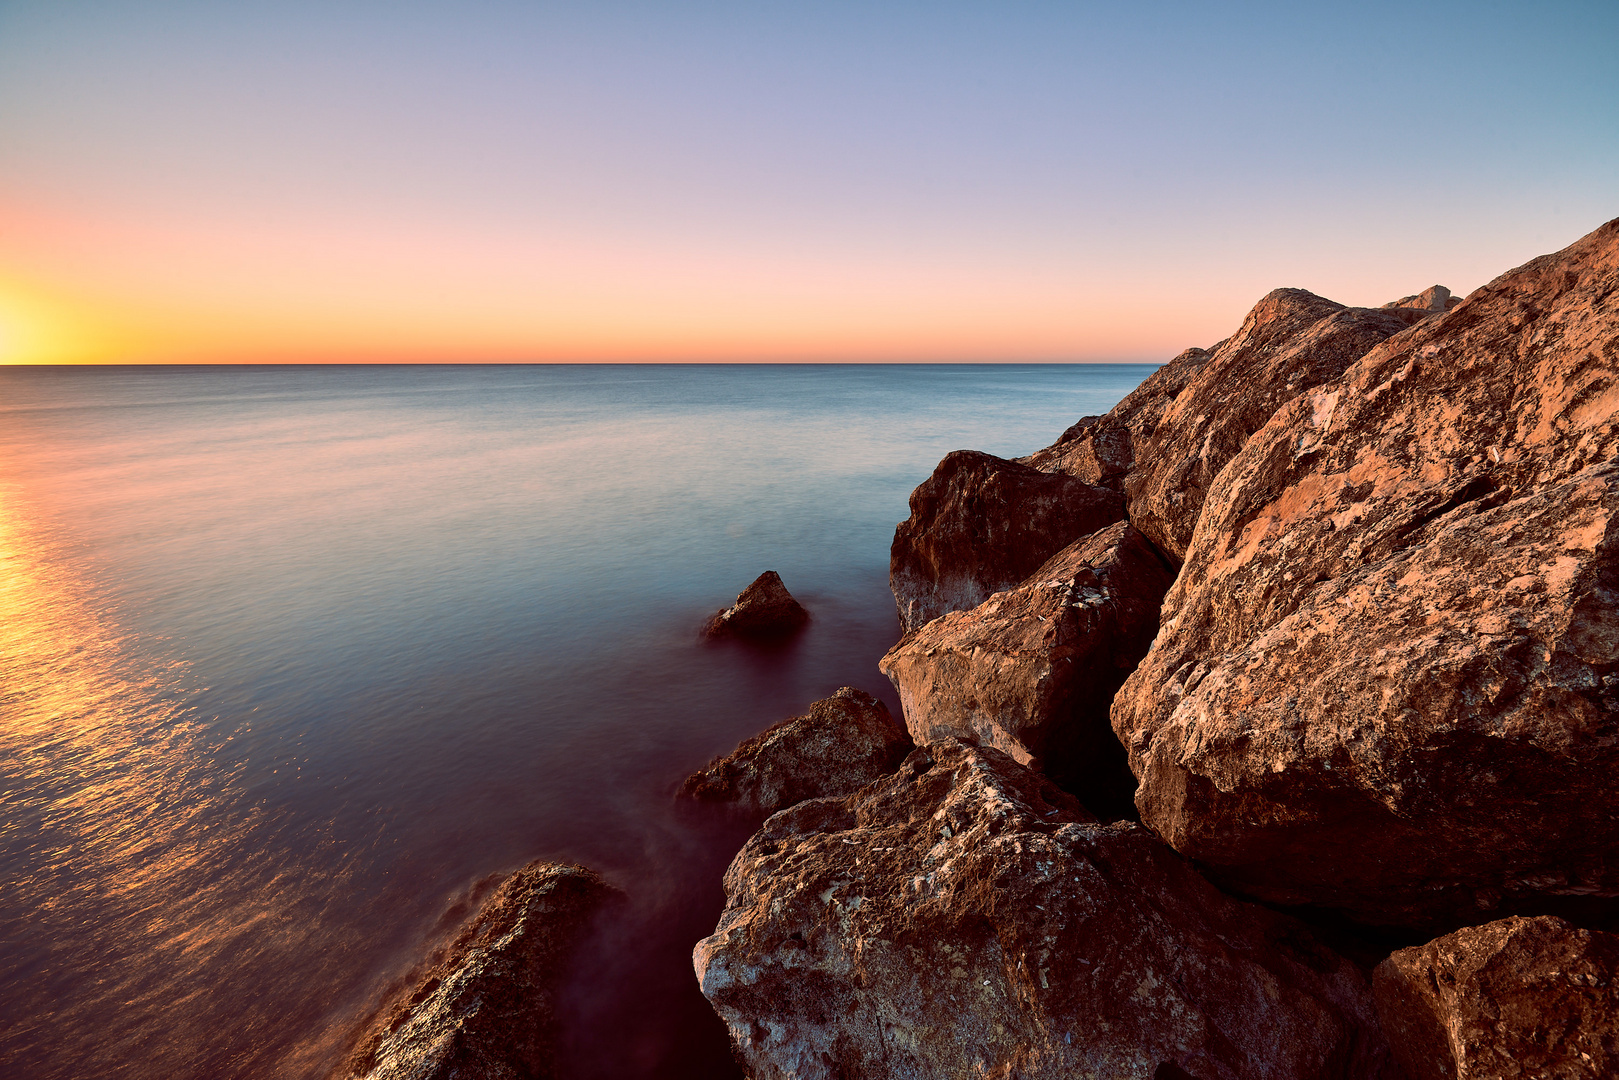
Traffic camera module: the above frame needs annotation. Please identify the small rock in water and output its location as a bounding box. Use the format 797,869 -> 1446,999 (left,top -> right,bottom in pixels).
704,570 -> 810,640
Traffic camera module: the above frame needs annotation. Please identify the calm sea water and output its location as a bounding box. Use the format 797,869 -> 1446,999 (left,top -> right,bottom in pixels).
0,363 -> 1151,1079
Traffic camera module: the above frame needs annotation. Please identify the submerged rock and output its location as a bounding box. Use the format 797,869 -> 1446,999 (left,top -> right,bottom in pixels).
1373,915 -> 1619,1080
704,570 -> 810,639
680,687 -> 913,814
1113,216 -> 1619,926
879,521 -> 1172,819
695,739 -> 1398,1080
342,861 -> 624,1080
889,450 -> 1122,633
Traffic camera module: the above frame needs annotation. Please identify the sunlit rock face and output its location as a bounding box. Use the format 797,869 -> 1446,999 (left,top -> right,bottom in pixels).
880,521 -> 1172,820
1373,915 -> 1619,1080
1113,217 -> 1619,927
695,740 -> 1399,1080
680,687 -> 913,815
343,862 -> 622,1080
1021,347 -> 1215,491
889,450 -> 1122,633
1122,290 -> 1431,562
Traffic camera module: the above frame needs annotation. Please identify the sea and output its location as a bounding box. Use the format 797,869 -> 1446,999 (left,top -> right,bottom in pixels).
0,363 -> 1153,1079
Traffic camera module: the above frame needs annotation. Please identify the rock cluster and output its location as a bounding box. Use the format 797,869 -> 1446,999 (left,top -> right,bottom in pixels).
889,450 -> 1122,632
691,217 -> 1619,1079
880,521 -> 1172,819
341,861 -> 623,1080
705,570 -> 810,639
680,687 -> 913,815
695,740 -> 1400,1080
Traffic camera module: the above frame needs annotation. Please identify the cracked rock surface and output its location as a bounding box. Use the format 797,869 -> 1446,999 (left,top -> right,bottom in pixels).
695,740 -> 1398,1080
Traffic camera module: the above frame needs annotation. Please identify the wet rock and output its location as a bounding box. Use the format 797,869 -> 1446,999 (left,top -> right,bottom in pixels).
680,687 -> 913,814
704,570 -> 810,639
695,739 -> 1399,1080
1372,915 -> 1619,1080
1124,290 -> 1430,561
343,861 -> 624,1080
1113,216 -> 1619,926
1022,346 -> 1214,488
879,522 -> 1172,819
890,450 -> 1123,632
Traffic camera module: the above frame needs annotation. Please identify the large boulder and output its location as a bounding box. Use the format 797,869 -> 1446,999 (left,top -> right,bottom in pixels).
1021,347 -> 1215,488
680,687 -> 913,814
879,521 -> 1173,819
1124,291 -> 1431,561
1113,217 -> 1619,926
1372,915 -> 1619,1080
694,739 -> 1399,1080
705,570 -> 810,639
890,450 -> 1122,632
342,861 -> 624,1080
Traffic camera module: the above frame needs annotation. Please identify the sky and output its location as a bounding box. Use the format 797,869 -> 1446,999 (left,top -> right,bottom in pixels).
0,1 -> 1615,364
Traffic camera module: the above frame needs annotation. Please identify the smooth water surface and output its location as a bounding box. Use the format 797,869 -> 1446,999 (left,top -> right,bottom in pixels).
0,363 -> 1151,1079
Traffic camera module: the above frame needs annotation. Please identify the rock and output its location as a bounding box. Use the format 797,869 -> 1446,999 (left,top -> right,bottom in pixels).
1021,346 -> 1214,489
680,687 -> 913,814
879,522 -> 1173,819
1124,290 -> 1430,561
1383,285 -> 1455,312
342,861 -> 624,1080
705,570 -> 810,639
1113,216 -> 1619,926
1372,915 -> 1619,1080
890,450 -> 1123,632
694,739 -> 1399,1080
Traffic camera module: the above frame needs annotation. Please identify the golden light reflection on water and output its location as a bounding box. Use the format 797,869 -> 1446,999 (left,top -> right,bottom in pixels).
0,484 -> 360,1079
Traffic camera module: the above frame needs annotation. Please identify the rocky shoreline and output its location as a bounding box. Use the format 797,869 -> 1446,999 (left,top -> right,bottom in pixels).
339,216 -> 1619,1079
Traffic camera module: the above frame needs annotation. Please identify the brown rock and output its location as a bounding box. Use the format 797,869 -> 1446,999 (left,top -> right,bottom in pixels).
341,861 -> 624,1080
1022,346 -> 1214,488
695,740 -> 1399,1080
680,687 -> 913,814
879,521 -> 1173,819
1113,216 -> 1619,926
889,450 -> 1123,632
1372,915 -> 1619,1080
1383,285 -> 1454,312
1124,290 -> 1430,561
704,570 -> 810,639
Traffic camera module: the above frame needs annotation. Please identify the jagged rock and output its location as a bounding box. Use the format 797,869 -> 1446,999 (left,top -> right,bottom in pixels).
889,450 -> 1122,632
1113,217 -> 1619,926
1372,915 -> 1619,1080
694,739 -> 1399,1080
705,571 -> 810,639
342,862 -> 623,1080
1021,346 -> 1214,488
680,687 -> 913,814
879,522 -> 1172,819
1124,289 -> 1431,561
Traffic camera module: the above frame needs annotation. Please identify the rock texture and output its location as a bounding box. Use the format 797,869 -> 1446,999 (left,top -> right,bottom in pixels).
342,861 -> 623,1080
1385,285 -> 1459,313
879,521 -> 1173,819
695,739 -> 1399,1080
1022,347 -> 1214,489
1113,216 -> 1619,925
1372,915 -> 1619,1080
889,450 -> 1123,632
1123,290 -> 1431,561
680,687 -> 913,814
705,571 -> 810,639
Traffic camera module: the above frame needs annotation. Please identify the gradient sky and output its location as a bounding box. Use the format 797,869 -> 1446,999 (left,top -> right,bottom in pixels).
1,1 -> 1615,363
